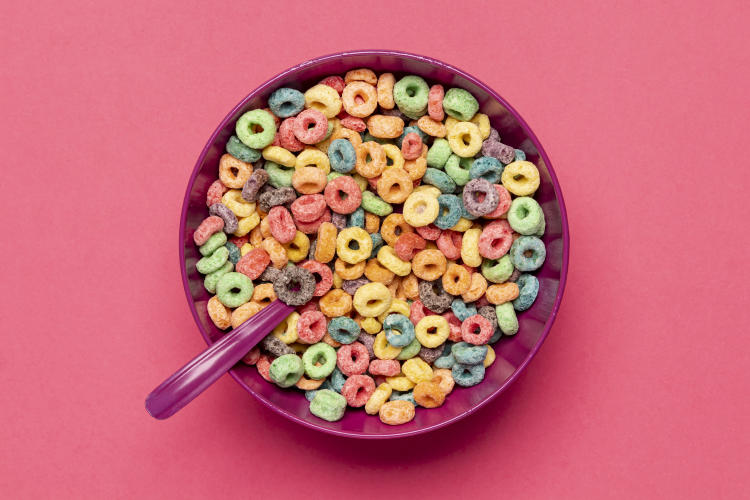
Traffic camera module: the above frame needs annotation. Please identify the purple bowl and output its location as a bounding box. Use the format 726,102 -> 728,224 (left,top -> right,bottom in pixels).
179,50 -> 569,438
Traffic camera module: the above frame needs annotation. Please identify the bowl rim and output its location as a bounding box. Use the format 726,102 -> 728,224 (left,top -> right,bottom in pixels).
178,49 -> 570,439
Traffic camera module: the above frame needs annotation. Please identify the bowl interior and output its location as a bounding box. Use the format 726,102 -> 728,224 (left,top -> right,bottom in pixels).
180,51 -> 568,438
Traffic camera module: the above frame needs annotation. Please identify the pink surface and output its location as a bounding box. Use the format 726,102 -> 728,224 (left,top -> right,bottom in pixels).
1,1 -> 748,498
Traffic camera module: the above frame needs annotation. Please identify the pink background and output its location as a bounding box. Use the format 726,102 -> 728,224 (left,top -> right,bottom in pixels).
1,1 -> 748,498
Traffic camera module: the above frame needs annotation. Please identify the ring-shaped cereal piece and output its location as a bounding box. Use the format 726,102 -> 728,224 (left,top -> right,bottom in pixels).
379,399 -> 415,425
501,160 -> 541,196
442,263 -> 471,295
345,68 -> 377,85
221,190 -> 256,217
342,81 -> 378,118
509,236 -> 547,271
336,227 -> 372,264
336,342 -> 370,376
381,144 -> 405,170
262,146 -> 296,168
447,121 -> 482,158
334,258 -> 366,280
324,175 -> 362,214
402,357 -> 434,384
436,230 -> 462,260
236,109 -> 277,149
364,259 -> 395,284
460,228 -> 482,267
415,315 -> 450,348
393,233 -> 426,261
478,219 -> 513,259
462,272 -> 488,302
353,282 -> 392,317
290,194 -> 326,223
291,166 -> 327,194
216,272 -> 254,308
418,279 -> 453,314
377,73 -> 396,109
299,260 -> 333,297
393,75 -> 429,118
326,316 -> 360,345
330,126 -> 362,149
267,206 -> 296,244
251,282 -> 277,308
373,331 -> 402,360
206,179 -> 228,207
383,313 -> 416,348
218,154 -> 253,189
481,255 -> 515,283
314,222 -> 337,263
318,289 -> 354,317
442,87 -> 479,121
327,138 -> 356,173
507,196 -> 545,235
376,167 -> 413,204
462,178 -> 500,217
273,266 -> 315,306
411,249 -> 447,281
268,87 -> 305,118
415,223 -> 441,241
486,282 -> 520,305
355,141 -> 387,178
403,155 -> 427,181
207,295 -> 231,330
297,310 -> 327,344
376,246 -> 412,277
483,184 -> 512,219
341,374 -> 376,407
427,84 -> 445,121
413,380 -> 446,408
294,147 -> 330,173
304,83 -> 342,118
283,231 -> 310,263
292,109 -> 329,145
366,115 -> 405,139
403,191 -> 439,227
460,314 -> 494,345
301,342 -> 337,379
379,213 -> 413,246
417,115 -> 446,138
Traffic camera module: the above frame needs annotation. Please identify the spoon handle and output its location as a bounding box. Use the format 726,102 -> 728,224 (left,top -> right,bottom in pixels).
146,299 -> 294,419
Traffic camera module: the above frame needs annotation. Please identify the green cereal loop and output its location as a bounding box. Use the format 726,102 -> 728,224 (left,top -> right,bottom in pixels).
236,109 -> 277,149
495,303 -> 519,335
426,138 -> 452,169
535,217 -> 546,237
361,132 -> 390,145
396,337 -> 422,360
393,75 -> 429,118
199,231 -> 228,256
444,154 -> 473,186
327,172 -> 343,182
196,246 -> 229,274
203,261 -> 233,293
302,342 -> 337,379
507,197 -> 545,235
322,120 -> 334,141
361,191 -> 393,216
226,135 -> 260,163
215,271 -> 254,308
423,168 -> 457,194
265,161 -> 294,188
481,255 -> 514,283
442,88 -> 479,121
269,354 -> 305,388
310,389 -> 347,422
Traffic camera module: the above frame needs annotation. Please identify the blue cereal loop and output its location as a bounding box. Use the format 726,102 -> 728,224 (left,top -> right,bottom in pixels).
469,156 -> 504,183
328,139 -> 357,173
268,88 -> 305,118
451,298 -> 477,322
513,274 -> 540,312
435,194 -> 462,229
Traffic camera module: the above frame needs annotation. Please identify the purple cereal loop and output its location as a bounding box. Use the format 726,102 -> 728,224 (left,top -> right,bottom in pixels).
488,128 -> 500,142
418,344 -> 445,364
331,212 -> 347,230
481,139 -> 515,164
342,277 -> 370,296
258,265 -> 281,282
508,268 -> 522,283
259,186 -> 297,213
462,178 -> 500,216
478,305 -> 498,330
418,279 -> 454,314
380,107 -> 407,120
241,169 -> 269,202
208,202 -> 239,234
273,266 -> 316,306
260,335 -> 295,357
357,332 -> 375,359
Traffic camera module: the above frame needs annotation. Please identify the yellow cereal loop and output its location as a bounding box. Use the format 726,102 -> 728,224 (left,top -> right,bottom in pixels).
233,212 -> 260,237
415,315 -> 450,348
332,272 -> 343,289
221,190 -> 256,217
381,143 -> 405,170
289,342 -> 308,354
412,185 -> 441,198
352,173 -> 368,192
272,311 -> 299,344
501,160 -> 541,196
447,121 -> 482,158
377,298 -> 411,323
336,227 -> 373,264
461,228 -> 482,267
240,243 -> 253,256
360,317 -> 382,335
444,116 -> 459,133
470,113 -> 491,139
483,345 -> 496,367
449,217 -> 473,232
295,147 -> 330,173
385,373 -> 416,391
262,146 -> 296,167
283,231 -> 310,263
304,83 -> 342,118
402,358 -> 434,384
353,282 -> 392,317
377,246 -> 411,277
403,191 -> 439,227
374,331 -> 402,359
365,383 -> 393,415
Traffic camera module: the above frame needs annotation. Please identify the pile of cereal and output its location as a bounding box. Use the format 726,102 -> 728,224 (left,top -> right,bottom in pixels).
193,68 -> 545,425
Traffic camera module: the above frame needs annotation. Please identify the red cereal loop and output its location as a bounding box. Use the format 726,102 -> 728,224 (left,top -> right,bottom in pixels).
409,299 -> 433,324
443,311 -> 463,342
484,185 -> 512,218
368,359 -> 401,377
295,208 -> 331,234
437,230 -> 463,260
256,354 -> 273,382
293,109 -> 329,144
297,311 -> 327,344
341,374 -> 376,407
324,175 -> 362,214
367,176 -> 379,190
319,75 -> 345,95
394,233 -> 427,261
206,179 -> 228,207
415,223 -> 441,241
341,115 -> 367,132
475,296 -> 491,308
336,342 -> 370,376
271,133 -> 282,147
478,219 -> 513,259
291,194 -> 327,223
297,300 -> 319,315
401,132 -> 423,160
267,206 -> 297,244
278,117 -> 305,152
428,84 -> 445,121
242,347 -> 260,365
229,235 -> 248,249
374,375 -> 387,386
193,216 -> 224,246
236,248 -> 270,280
300,260 -> 334,297
460,314 -> 494,345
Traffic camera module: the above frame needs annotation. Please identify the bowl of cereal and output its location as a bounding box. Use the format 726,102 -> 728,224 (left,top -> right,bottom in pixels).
179,50 -> 569,438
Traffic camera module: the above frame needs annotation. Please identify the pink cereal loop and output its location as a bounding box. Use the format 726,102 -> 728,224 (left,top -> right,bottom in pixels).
193,216 -> 224,245
401,132 -> 423,160
293,109 -> 329,144
297,310 -> 327,344
267,206 -> 297,244
428,85 -> 445,121
291,194 -> 327,223
319,75 -> 345,95
279,117 -> 305,152
206,179 -> 228,207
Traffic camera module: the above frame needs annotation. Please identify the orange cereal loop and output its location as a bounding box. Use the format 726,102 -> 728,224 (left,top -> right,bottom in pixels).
388,276 -> 402,298
411,249 -> 447,281
251,283 -> 277,307
377,73 -> 396,110
207,295 -> 231,330
261,237 -> 288,269
249,225 -> 264,247
365,259 -> 395,284
319,289 -> 353,317
355,141 -> 387,178
218,154 -> 253,189
486,282 -> 520,305
260,215 -> 272,238
461,271 -> 488,302
431,368 -> 455,395
364,212 -> 381,234
380,213 -> 414,246
366,115 -> 405,139
379,400 -> 415,425
314,222 -> 337,263
417,116 -> 447,138
230,301 -> 263,328
403,155 -> 428,181
376,167 -> 413,204
321,332 -> 342,348
345,68 -> 377,85
292,166 -> 327,194
413,380 -> 446,408
442,263 -> 471,295
334,258 -> 366,280
400,273 -> 420,300
295,376 -> 325,391
342,81 -> 378,118
330,126 -> 362,148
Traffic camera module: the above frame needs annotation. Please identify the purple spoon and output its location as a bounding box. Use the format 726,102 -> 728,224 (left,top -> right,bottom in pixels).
145,299 -> 294,419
